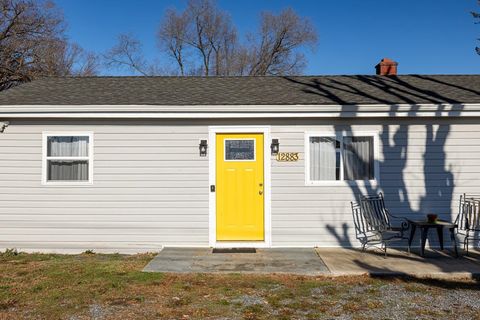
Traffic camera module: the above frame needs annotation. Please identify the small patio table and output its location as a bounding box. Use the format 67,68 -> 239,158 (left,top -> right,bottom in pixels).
407,219 -> 458,257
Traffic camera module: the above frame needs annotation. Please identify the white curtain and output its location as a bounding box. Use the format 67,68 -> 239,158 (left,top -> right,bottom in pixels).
310,137 -> 337,180
47,136 -> 89,157
343,136 -> 373,180
48,160 -> 89,181
47,136 -> 89,181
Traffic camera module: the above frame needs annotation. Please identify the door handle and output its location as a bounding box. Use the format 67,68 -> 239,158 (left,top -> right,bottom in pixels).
259,190 -> 263,195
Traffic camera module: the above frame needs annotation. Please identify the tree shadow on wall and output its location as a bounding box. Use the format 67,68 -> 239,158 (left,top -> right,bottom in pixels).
283,75 -> 476,266
285,76 -> 480,276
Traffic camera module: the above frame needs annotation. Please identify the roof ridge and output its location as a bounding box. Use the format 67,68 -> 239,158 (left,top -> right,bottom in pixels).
34,74 -> 480,80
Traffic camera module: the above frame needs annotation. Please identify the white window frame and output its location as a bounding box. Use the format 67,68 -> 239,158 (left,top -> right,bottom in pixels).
305,131 -> 380,186
223,138 -> 256,162
42,132 -> 94,185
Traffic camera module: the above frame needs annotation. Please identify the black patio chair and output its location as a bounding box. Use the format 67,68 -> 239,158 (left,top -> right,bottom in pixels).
351,193 -> 409,257
456,194 -> 480,255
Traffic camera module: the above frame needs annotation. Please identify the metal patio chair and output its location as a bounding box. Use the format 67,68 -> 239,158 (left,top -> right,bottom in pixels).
456,194 -> 480,255
351,193 -> 409,257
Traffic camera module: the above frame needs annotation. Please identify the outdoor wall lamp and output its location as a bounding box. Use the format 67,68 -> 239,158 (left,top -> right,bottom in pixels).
199,139 -> 208,157
271,139 -> 280,155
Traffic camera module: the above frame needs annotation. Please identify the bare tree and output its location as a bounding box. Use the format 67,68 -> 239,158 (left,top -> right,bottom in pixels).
46,41 -> 98,76
230,46 -> 251,76
0,0 -> 63,89
156,2 -> 317,76
157,9 -> 189,75
103,34 -> 154,76
0,0 -> 97,90
66,45 -> 98,76
473,1 -> 480,55
211,12 -> 237,75
157,0 -> 238,76
184,0 -> 213,75
247,8 -> 317,76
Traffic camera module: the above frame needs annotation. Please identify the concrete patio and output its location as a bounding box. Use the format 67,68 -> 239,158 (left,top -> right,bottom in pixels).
143,247 -> 330,275
143,247 -> 480,279
317,247 -> 480,279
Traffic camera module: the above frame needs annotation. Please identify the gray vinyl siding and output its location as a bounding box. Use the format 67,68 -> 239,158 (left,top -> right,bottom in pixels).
0,120 -> 210,252
0,118 -> 477,252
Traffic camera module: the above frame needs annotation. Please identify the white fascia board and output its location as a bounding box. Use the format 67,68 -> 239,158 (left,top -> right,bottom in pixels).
1,112 -> 480,118
0,103 -> 478,118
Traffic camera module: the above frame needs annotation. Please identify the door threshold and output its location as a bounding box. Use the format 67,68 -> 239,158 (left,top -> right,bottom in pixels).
212,248 -> 257,254
213,241 -> 269,248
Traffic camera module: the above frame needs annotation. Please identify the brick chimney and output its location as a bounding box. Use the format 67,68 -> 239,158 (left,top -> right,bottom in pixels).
375,58 -> 398,76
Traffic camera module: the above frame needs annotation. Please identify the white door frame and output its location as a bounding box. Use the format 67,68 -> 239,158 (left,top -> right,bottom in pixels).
208,126 -> 272,248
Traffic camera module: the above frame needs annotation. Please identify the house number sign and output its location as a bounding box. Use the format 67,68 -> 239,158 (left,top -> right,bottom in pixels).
276,152 -> 299,162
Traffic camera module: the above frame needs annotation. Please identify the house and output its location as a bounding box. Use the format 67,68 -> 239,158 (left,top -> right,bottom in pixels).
0,58 -> 479,253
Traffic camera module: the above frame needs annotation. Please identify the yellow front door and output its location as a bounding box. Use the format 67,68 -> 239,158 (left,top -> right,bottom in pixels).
216,133 -> 264,241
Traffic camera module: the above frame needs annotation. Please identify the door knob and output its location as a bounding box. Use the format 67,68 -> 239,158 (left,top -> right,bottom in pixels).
259,190 -> 263,195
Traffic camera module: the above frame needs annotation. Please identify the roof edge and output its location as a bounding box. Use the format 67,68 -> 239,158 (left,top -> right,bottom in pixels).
0,102 -> 477,119
29,74 -> 480,80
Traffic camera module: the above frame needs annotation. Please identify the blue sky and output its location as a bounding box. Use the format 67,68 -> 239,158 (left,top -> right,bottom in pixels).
56,0 -> 480,75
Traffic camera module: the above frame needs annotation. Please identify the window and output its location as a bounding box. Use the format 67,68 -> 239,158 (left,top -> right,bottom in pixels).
306,132 -> 377,185
42,133 -> 93,184
343,136 -> 374,180
225,139 -> 255,161
309,136 -> 341,181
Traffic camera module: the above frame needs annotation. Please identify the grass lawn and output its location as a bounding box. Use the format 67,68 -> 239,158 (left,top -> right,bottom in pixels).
1,251 -> 480,320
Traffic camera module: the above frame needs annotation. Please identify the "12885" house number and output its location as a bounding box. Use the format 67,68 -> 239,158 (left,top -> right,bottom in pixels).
276,152 -> 299,162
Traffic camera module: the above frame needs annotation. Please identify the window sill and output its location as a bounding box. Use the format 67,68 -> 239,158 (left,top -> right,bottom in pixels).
42,181 -> 93,186
305,180 -> 378,187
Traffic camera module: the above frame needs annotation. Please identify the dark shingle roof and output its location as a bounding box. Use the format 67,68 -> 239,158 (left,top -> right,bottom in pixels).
0,75 -> 479,106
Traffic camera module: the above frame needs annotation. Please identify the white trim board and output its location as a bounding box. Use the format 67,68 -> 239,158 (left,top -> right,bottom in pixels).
208,126 -> 272,248
0,102 -> 478,111
0,111 -> 479,119
0,103 -> 479,118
